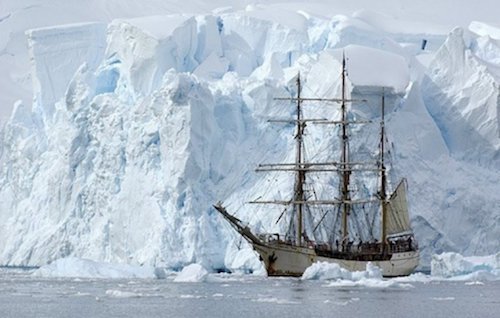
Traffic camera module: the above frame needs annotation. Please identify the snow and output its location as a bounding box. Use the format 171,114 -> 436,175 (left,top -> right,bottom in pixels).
32,257 -> 159,278
173,263 -> 209,283
339,45 -> 410,93
0,0 -> 499,274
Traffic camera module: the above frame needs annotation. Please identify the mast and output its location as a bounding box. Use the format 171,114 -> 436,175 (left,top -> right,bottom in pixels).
294,74 -> 305,246
380,89 -> 388,248
250,59 -> 367,248
340,53 -> 351,249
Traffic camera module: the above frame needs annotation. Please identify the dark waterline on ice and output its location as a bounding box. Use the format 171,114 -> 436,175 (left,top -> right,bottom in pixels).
0,265 -> 39,270
0,270 -> 498,318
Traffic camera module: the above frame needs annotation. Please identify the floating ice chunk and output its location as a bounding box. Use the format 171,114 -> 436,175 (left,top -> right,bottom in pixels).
327,278 -> 405,289
173,263 -> 209,282
432,297 -> 455,301
464,281 -> 484,285
302,262 -> 411,288
302,262 -> 382,281
431,252 -> 500,279
392,272 -> 433,283
352,262 -> 383,280
105,289 -> 142,298
301,262 -> 353,281
33,257 -> 158,279
253,297 -> 300,305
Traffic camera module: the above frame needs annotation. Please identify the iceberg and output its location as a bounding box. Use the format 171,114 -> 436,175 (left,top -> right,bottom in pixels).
0,2 -> 499,274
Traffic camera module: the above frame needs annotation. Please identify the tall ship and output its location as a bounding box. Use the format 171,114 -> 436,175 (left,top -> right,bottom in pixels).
214,55 -> 419,277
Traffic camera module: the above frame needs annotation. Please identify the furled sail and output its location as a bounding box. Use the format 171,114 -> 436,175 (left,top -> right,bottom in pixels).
385,178 -> 411,236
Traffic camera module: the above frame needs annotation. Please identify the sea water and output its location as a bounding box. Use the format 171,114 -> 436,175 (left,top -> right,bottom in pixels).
0,269 -> 498,318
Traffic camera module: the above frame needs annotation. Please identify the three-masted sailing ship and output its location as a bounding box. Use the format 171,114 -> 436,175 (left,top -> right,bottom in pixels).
214,55 -> 419,277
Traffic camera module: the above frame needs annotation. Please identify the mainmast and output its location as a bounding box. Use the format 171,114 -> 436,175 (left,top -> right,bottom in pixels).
340,54 -> 351,249
294,75 -> 305,246
379,89 -> 388,248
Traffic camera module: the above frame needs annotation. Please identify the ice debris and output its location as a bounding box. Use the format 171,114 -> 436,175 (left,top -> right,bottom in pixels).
302,262 -> 415,288
173,263 -> 209,282
431,252 -> 500,279
32,257 -> 161,279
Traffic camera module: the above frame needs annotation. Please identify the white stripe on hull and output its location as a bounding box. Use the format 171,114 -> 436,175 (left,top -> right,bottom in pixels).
254,243 -> 419,277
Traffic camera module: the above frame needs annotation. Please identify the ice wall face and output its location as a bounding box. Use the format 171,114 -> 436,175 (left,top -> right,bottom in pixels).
27,23 -> 107,121
0,11 -> 499,270
422,28 -> 500,166
0,14 -> 281,269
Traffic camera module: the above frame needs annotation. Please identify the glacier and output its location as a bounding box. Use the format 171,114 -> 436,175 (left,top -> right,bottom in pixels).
0,2 -> 499,272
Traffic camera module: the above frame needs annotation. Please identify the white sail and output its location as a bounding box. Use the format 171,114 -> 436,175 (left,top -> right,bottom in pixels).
385,179 -> 412,236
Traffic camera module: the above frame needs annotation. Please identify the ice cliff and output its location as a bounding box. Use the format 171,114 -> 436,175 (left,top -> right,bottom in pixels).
0,7 -> 499,271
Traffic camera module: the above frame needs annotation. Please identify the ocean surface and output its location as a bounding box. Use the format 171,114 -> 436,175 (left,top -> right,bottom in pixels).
0,269 -> 498,318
